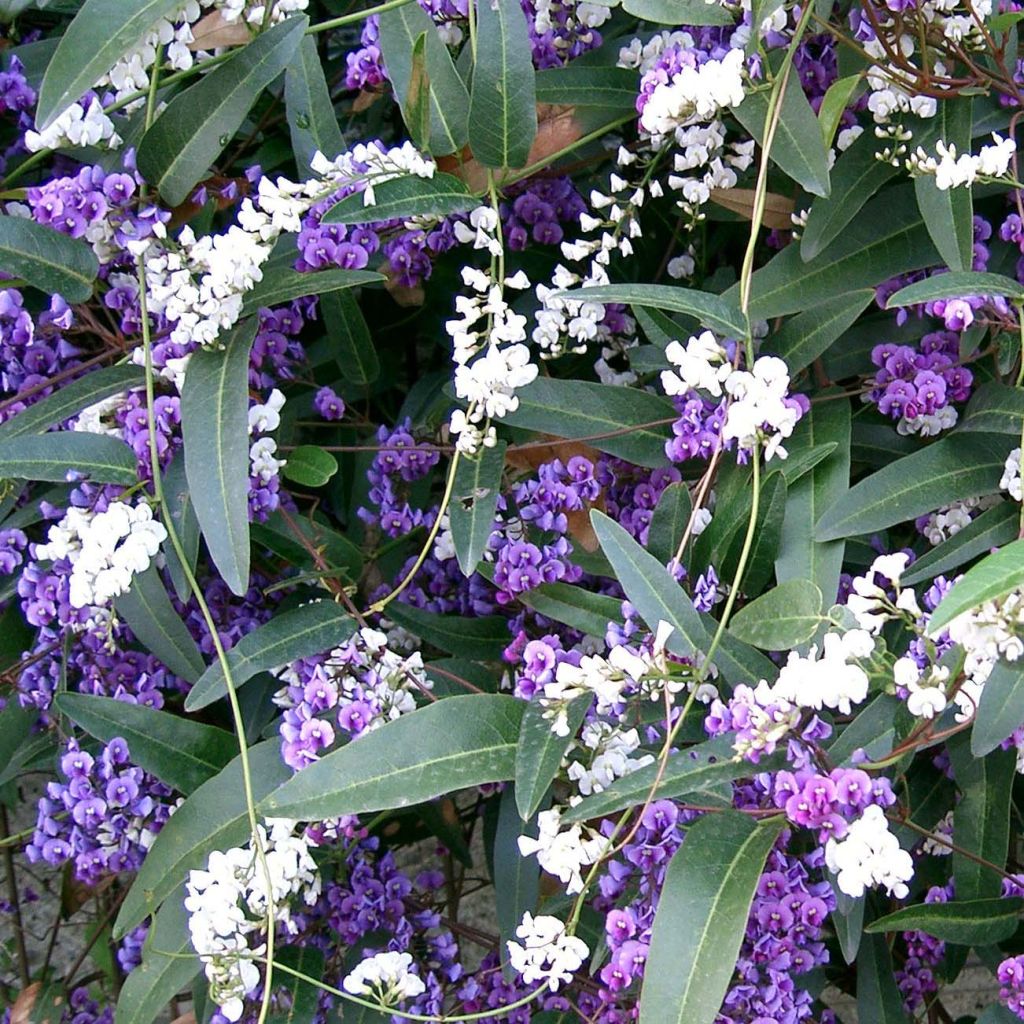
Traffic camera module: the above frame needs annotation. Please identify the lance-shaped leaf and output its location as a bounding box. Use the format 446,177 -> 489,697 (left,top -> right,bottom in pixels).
764,291 -> 874,374
512,582 -> 624,638
378,4 -> 470,156
960,381 -> 1024,434
468,0 -> 537,168
927,538 -> 1024,634
185,601 -> 355,711
902,502 -> 1017,586
639,812 -> 785,1024
971,659 -> 1024,757
0,433 -> 138,484
815,433 -> 1006,542
114,565 -> 206,683
817,74 -> 861,148
866,897 -> 1024,945
268,946 -> 326,1024
321,290 -> 379,385
241,267 -> 381,316
856,934 -> 909,1024
622,0 -> 733,24
115,740 -> 290,936
181,318 -> 257,597
450,442 -> 505,576
284,35 -> 343,176
647,482 -> 692,564
0,365 -> 140,442
162,451 -> 200,603
322,172 -> 476,224
387,603 -> 509,660
728,580 -> 823,651
137,16 -> 307,205
502,379 -> 677,469
515,692 -> 591,820
260,694 -> 524,819
114,887 -> 200,1024
534,66 -> 639,111
36,0 -> 184,130
55,692 -> 234,794
493,785 -> 540,977
887,271 -> 1024,307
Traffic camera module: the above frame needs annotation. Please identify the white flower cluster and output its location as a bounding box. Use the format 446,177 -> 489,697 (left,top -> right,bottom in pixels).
72,393 -> 128,437
847,553 -> 921,634
661,330 -> 731,396
220,0 -> 309,25
825,804 -> 914,899
567,721 -> 654,797
342,950 -> 425,1005
35,501 -> 167,609
186,818 -> 321,1022
506,912 -> 589,992
945,589 -> 1024,708
919,495 -> 1000,545
531,0 -> 610,45
518,808 -> 608,895
638,48 -> 747,137
25,97 -> 122,154
894,658 -> 950,719
908,133 -> 1015,190
1002,447 -> 1022,501
249,388 -> 287,484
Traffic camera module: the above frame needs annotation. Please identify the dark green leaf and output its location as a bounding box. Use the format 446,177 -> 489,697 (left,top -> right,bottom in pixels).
971,659 -> 1024,757
815,433 -> 1006,542
831,891 -> 864,964
817,74 -> 860,148
284,35 -> 343,177
724,470 -> 786,594
867,897 -> 1024,945
261,694 -> 524,819
450,442 -> 505,576
887,271 -> 1024,308
321,290 -> 379,385
828,694 -> 900,765
534,66 -> 639,111
856,933 -> 910,1023
322,172 -> 476,224
622,0 -> 733,24
764,291 -> 874,373
902,502 -> 1017,586
510,581 -> 625,637
647,482 -> 692,564
55,692 -> 234,794
252,508 -> 363,578
729,579 -> 823,650
185,600 -> 355,711
163,451 -> 200,603
281,445 -> 338,487
468,0 -> 537,168
639,813 -> 785,1024
493,785 -> 539,976
268,946 -> 326,1024
0,365 -> 142,442
502,379 -> 676,468
927,538 -> 1024,634
241,266 -> 381,316
515,692 -> 590,820
0,433 -> 138,484
114,565 -> 206,683
960,380 -> 1024,434
115,740 -> 290,936
181,318 -> 257,596
137,17 -> 307,205
387,603 -> 509,660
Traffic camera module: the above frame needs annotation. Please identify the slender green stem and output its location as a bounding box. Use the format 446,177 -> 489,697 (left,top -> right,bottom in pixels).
308,0 -> 416,34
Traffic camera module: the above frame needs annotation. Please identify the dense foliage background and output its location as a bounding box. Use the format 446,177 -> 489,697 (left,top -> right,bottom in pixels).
6,0 -> 1024,1022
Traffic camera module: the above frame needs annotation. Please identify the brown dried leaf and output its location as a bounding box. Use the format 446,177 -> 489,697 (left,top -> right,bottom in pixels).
351,88 -> 383,114
188,11 -> 252,50
170,1012 -> 197,1024
10,983 -> 40,1024
506,436 -> 601,474
708,188 -> 795,230
13,982 -> 64,1024
381,261 -> 425,307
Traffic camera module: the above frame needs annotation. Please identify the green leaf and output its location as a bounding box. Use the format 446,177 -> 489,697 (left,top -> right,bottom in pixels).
927,538 -> 1024,634
556,283 -> 745,338
137,16 -> 307,205
828,694 -> 900,765
322,172 -> 476,224
733,79 -> 831,198
972,659 -> 1024,757
54,692 -> 234,794
378,3 -> 470,156
724,470 -> 786,595
903,502 -> 1018,586
35,0 -> 184,130
764,291 -> 874,373
268,946 -> 326,1024
914,97 -> 974,272
520,581 -> 625,636
115,739 -> 290,936
281,445 -> 338,487
563,736 -> 779,823
866,897 -> 1024,945
163,451 -> 200,603
284,35 -> 343,177
0,215 -> 98,302
817,74 -> 860,148
405,31 -> 431,151
831,891 -> 865,964
261,694 -> 524,819
0,433 -> 138,484
114,565 -> 206,683
0,365 -> 142,442
775,399 -> 850,604
728,580 -> 823,650
184,600 -> 355,711
241,266 -> 381,316
515,692 -> 590,820
387,603 -> 509,660
856,933 -> 910,1023
799,130 -> 900,260
321,290 -> 380,385
639,812 -> 785,1024
591,510 -> 775,687
622,0 -> 733,25
468,0 -> 537,169
502,378 -> 676,468
181,318 -> 257,596
114,888 -> 200,1024
450,442 -> 505,576
647,482 -> 692,564
534,66 -> 639,111
253,508 -> 363,578
493,785 -> 539,976
814,433 -> 1006,542
747,185 -> 938,317
887,271 -> 1024,307
960,380 -> 1024,434
949,733 -> 1015,900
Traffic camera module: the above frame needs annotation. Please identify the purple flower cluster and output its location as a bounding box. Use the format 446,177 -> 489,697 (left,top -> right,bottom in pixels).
26,737 -> 174,884
0,527 -> 28,574
771,767 -> 897,843
896,882 -> 950,1011
599,459 -> 683,546
314,386 -> 345,421
507,632 -> 579,699
500,176 -> 587,250
0,289 -> 79,406
666,392 -> 725,464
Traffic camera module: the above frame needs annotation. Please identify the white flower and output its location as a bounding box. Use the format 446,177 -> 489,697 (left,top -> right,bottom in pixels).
846,553 -> 911,633
342,951 -> 425,1003
772,630 -> 873,716
25,97 -> 122,153
640,48 -> 747,136
661,330 -> 730,397
507,913 -> 589,992
1002,447 -> 1022,501
824,805 -> 914,899
518,809 -> 607,895
721,355 -> 800,460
